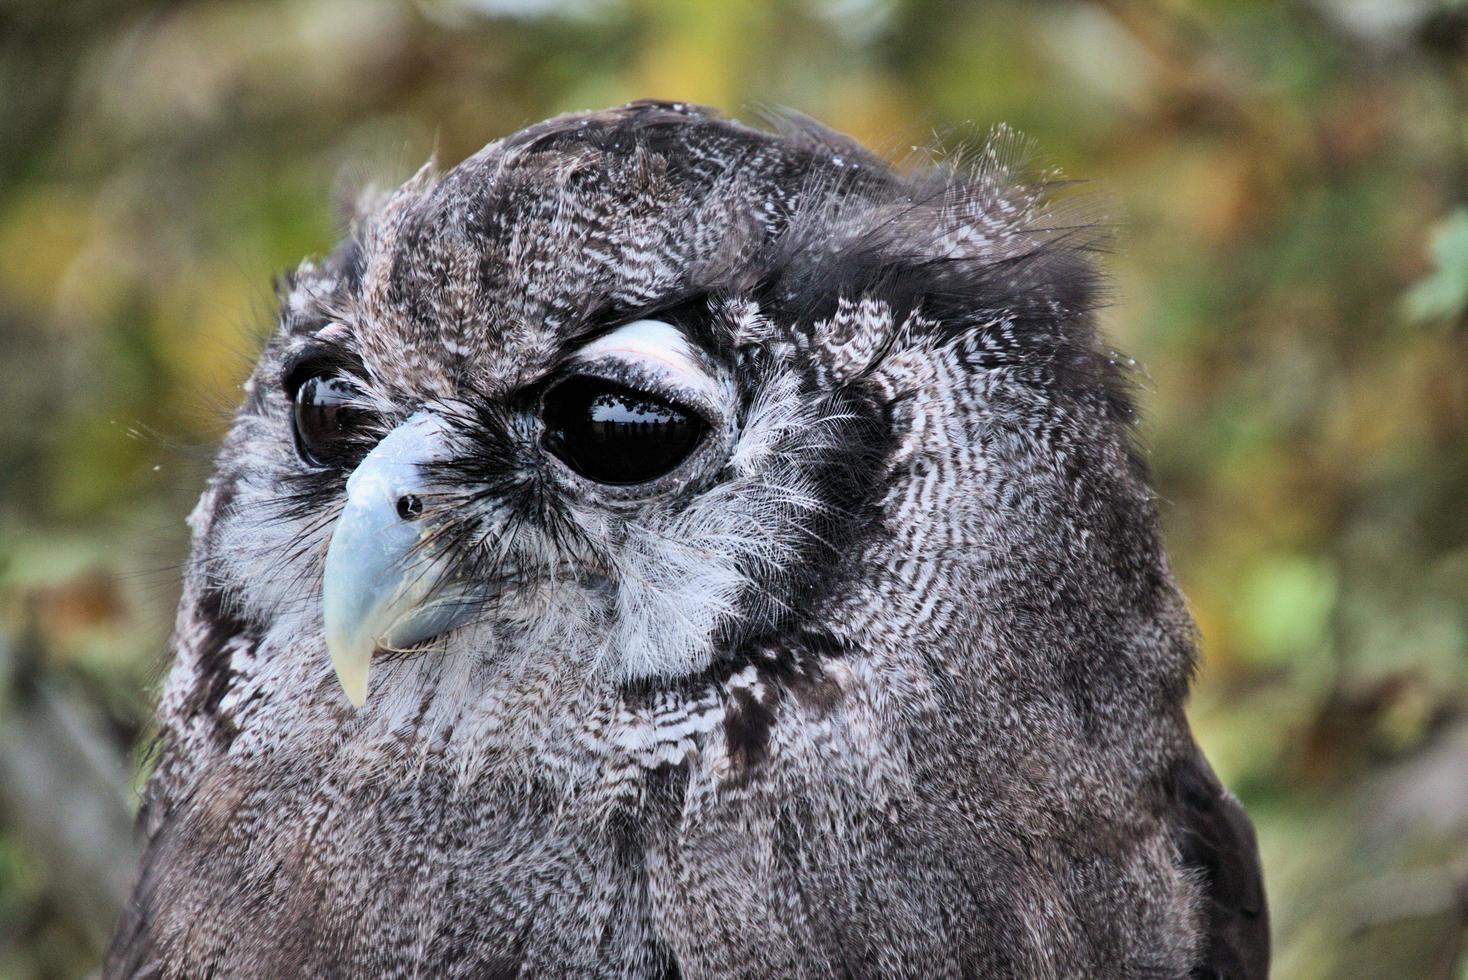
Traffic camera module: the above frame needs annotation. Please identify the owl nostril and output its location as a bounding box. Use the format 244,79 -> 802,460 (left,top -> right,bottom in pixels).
395,494 -> 424,520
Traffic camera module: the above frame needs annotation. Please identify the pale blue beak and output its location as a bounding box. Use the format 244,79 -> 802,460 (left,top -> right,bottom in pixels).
323,411 -> 481,707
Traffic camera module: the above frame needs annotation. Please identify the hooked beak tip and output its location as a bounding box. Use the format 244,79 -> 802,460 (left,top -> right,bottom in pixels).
328,628 -> 373,708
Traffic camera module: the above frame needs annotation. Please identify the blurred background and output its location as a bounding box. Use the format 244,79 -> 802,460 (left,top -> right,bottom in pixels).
2,0 -> 1466,976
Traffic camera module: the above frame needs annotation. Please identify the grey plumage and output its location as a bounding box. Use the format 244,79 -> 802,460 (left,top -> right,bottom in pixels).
107,101 -> 1267,978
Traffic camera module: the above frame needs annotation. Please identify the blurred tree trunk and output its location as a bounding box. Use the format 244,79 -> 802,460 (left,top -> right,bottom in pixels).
0,628 -> 139,955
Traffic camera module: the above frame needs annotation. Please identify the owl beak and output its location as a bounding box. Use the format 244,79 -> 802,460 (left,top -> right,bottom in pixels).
322,412 -> 479,707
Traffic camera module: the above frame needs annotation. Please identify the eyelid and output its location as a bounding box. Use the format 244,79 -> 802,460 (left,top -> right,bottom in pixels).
575,319 -> 701,372
562,319 -> 721,415
556,359 -> 718,425
281,346 -> 368,398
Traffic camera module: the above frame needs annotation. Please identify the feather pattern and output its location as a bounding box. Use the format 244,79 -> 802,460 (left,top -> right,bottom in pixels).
108,101 -> 1266,979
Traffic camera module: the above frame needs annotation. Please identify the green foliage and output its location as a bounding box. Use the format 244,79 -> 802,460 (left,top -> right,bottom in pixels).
1405,208 -> 1468,326
2,0 -> 1466,976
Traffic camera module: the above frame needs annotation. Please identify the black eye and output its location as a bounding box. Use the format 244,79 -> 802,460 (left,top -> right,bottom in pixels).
542,376 -> 706,485
292,373 -> 368,467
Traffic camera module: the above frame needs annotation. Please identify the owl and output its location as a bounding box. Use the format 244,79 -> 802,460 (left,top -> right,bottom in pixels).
106,102 -> 1267,978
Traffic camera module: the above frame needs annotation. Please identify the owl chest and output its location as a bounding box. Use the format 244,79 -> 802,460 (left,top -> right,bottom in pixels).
282,794 -> 969,978
139,740 -> 1199,979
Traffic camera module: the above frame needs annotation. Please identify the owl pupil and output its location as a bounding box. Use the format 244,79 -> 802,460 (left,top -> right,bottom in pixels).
292,373 -> 365,467
542,376 -> 704,484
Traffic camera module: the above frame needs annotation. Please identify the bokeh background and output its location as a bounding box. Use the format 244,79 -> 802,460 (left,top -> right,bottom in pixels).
3,0 -> 1467,976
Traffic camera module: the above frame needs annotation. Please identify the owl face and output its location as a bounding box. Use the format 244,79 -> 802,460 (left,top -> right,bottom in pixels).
285,304 -> 853,707
197,101 -> 1102,721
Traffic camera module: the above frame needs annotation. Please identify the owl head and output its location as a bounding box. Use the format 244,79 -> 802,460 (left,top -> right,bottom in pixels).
117,102 -> 1261,980
180,101 -> 1171,766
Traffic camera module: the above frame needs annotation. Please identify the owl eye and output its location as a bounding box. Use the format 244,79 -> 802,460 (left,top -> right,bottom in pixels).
292,373 -> 369,467
541,376 -> 706,485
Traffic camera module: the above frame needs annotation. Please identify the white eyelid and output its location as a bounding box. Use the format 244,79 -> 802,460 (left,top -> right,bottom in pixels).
573,319 -> 718,404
